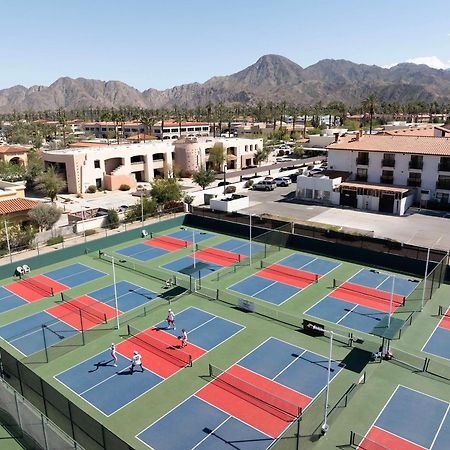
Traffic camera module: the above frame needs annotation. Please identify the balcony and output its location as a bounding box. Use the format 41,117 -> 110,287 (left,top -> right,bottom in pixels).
355,175 -> 368,182
438,163 -> 450,172
436,181 -> 450,190
380,176 -> 394,184
381,159 -> 395,168
407,178 -> 421,187
409,161 -> 423,170
356,157 -> 369,165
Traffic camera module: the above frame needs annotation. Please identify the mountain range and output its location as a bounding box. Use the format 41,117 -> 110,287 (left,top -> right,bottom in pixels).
1,55 -> 450,113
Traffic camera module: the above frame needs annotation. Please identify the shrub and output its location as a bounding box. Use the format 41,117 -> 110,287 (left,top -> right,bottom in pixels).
106,208 -> 120,229
86,185 -> 97,193
244,180 -> 254,188
119,184 -> 130,191
46,236 -> 64,246
85,229 -> 96,236
225,185 -> 236,194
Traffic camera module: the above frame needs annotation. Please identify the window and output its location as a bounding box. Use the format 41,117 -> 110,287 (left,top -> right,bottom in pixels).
407,172 -> 421,187
202,127 -> 209,131
195,127 -> 201,131
409,155 -> 423,169
382,153 -> 395,167
94,160 -> 100,169
171,128 -> 178,133
356,152 -> 369,165
437,175 -> 450,190
439,157 -> 450,171
181,128 -> 187,132
95,178 -> 102,188
380,170 -> 394,184
187,128 -> 194,132
356,168 -> 367,181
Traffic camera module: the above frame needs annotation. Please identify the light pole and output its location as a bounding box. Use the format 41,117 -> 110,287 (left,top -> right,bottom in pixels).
99,251 -> 120,330
181,227 -> 196,268
223,164 -> 227,195
421,248 -> 431,310
81,204 -> 87,247
249,213 -> 252,265
388,276 -> 396,328
140,192 -> 145,225
4,219 -> 12,264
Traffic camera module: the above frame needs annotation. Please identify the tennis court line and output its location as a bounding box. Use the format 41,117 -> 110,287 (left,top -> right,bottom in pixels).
430,404 -> 450,449
272,349 -> 308,379
79,363 -> 132,395
420,312 -> 448,357
190,416 -> 233,450
336,303 -> 359,324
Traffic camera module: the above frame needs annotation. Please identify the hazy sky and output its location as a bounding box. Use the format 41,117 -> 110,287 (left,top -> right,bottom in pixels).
1,0 -> 449,91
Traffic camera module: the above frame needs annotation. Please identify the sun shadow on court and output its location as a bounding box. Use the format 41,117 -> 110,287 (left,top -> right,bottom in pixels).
202,427 -> 273,449
340,348 -> 373,373
88,360 -> 116,372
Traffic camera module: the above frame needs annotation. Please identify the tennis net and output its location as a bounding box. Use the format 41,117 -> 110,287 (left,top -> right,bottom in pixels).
149,232 -> 189,249
332,279 -> 406,307
260,261 -> 319,283
208,364 -> 302,420
350,431 -> 390,450
21,275 -> 54,297
128,325 -> 192,367
60,293 -> 108,325
194,244 -> 241,263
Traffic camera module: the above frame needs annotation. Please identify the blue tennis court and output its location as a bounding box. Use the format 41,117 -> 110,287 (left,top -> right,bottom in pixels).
137,337 -> 344,450
116,243 -> 168,261
162,256 -> 222,279
213,239 -> 265,257
277,253 -> 340,276
422,309 -> 450,362
88,281 -> 159,313
362,385 -> 450,449
0,286 -> 28,313
169,229 -> 215,243
0,311 -> 79,356
229,275 -> 301,305
44,263 -> 107,288
55,307 -> 243,416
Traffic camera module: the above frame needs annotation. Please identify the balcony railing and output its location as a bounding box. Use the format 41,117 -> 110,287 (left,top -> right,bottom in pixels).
407,178 -> 421,187
409,161 -> 423,170
436,181 -> 450,190
380,177 -> 394,184
356,157 -> 369,165
355,175 -> 368,182
438,163 -> 450,172
381,159 -> 395,168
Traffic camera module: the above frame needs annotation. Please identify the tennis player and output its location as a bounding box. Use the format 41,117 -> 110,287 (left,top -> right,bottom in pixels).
167,309 -> 176,330
110,343 -> 117,367
180,329 -> 188,348
130,350 -> 143,373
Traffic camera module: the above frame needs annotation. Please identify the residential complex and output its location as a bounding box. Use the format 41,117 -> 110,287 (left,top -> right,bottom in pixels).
42,137 -> 262,193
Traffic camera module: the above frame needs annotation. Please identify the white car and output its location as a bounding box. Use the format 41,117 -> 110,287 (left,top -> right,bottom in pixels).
274,177 -> 291,187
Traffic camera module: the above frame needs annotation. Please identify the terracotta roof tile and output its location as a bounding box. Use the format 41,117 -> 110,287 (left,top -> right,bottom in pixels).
328,134 -> 450,156
0,198 -> 40,214
0,145 -> 29,154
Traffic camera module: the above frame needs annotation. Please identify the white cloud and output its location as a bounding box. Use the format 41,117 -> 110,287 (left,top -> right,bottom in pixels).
382,63 -> 397,69
406,56 -> 450,70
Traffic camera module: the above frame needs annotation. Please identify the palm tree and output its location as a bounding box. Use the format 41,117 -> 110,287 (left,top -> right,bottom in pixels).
35,166 -> 67,202
362,95 -> 378,134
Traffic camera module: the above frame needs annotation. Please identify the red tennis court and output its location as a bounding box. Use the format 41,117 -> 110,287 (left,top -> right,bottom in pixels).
361,426 -> 423,450
333,282 -> 405,313
116,328 -> 206,378
258,264 -> 318,289
47,295 -> 119,330
145,235 -> 188,251
5,275 -> 68,302
192,247 -> 244,267
196,364 -> 308,438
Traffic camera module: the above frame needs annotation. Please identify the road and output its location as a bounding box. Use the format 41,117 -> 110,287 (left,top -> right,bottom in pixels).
240,186 -> 450,251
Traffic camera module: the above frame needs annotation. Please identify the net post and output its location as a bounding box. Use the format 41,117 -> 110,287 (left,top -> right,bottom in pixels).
333,278 -> 337,288
60,292 -> 64,302
216,289 -> 219,300
208,363 -> 213,377
188,355 -> 192,367
50,287 -> 54,297
438,305 -> 442,316
260,260 -> 263,269
42,325 -> 49,363
102,313 -> 107,324
401,296 -> 406,307
314,274 -> 319,284
79,309 -> 85,346
127,324 -> 131,336
350,431 -> 355,445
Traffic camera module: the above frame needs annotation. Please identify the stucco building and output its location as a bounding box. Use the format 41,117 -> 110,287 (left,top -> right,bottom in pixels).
42,137 -> 262,193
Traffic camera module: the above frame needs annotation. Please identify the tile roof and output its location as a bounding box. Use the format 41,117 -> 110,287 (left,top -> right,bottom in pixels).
0,145 -> 29,154
154,121 -> 209,127
339,182 -> 410,194
0,198 -> 39,214
327,134 -> 450,156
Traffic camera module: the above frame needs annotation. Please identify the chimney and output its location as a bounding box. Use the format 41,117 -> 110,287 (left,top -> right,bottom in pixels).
333,132 -> 340,143
355,132 -> 360,141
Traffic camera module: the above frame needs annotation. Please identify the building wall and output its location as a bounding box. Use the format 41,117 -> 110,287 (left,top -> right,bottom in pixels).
328,149 -> 449,202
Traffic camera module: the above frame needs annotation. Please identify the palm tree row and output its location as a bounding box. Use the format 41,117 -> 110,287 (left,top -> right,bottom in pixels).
1,99 -> 449,134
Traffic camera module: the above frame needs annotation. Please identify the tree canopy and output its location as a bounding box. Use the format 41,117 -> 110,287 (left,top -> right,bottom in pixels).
192,168 -> 216,190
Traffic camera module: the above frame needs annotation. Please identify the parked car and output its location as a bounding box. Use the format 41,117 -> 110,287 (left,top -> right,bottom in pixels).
308,169 -> 323,176
218,181 -> 230,186
253,180 -> 275,191
274,177 -> 291,187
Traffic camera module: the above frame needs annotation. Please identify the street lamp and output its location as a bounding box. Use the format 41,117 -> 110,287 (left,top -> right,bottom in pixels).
421,248 -> 431,311
249,213 -> 253,265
